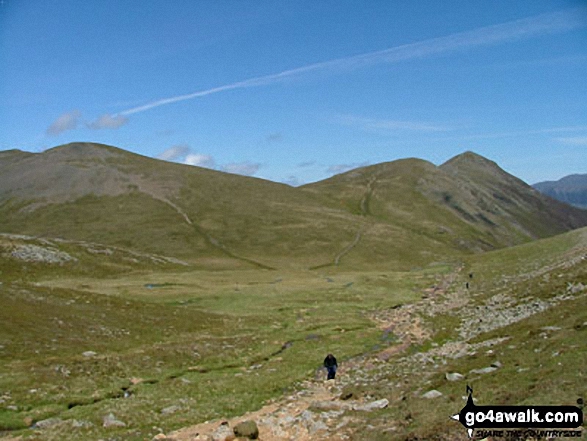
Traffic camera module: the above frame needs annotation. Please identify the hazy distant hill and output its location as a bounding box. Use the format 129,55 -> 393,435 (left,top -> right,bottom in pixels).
533,174 -> 587,209
2,143 -> 587,270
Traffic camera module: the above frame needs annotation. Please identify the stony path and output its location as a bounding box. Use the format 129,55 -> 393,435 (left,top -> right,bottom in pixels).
161,270 -> 466,441
159,245 -> 587,441
166,381 -> 347,441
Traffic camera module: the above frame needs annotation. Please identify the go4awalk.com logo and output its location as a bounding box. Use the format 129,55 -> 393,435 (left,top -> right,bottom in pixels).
450,386 -> 583,438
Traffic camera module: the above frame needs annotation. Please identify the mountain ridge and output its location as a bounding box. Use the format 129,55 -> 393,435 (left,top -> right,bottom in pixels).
533,173 -> 587,209
2,142 -> 587,270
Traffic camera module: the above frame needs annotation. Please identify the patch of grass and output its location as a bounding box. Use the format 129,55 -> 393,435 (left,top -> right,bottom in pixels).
1,224 -> 586,440
1,262 -> 436,440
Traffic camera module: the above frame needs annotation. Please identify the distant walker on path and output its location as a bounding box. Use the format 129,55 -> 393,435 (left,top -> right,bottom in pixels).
323,353 -> 338,380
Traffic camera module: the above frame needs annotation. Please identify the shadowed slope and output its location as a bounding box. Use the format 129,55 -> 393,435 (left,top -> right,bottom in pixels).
302,152 -> 587,258
438,152 -> 587,240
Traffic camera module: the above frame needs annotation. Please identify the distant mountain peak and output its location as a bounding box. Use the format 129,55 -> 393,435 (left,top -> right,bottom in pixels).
533,173 -> 587,209
441,151 -> 498,169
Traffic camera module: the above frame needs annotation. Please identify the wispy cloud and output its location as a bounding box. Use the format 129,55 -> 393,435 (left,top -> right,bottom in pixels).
46,110 -> 81,136
157,144 -> 190,161
223,162 -> 261,176
118,8 -> 586,117
185,153 -> 216,168
47,110 -> 127,135
87,114 -> 128,130
554,136 -> 587,146
451,126 -> 587,141
335,114 -> 452,133
156,145 -> 259,175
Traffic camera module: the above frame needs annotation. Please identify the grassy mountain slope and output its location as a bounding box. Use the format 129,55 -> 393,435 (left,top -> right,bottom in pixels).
2,144 -> 587,271
0,143 -> 364,269
302,152 -> 587,257
439,152 -> 587,238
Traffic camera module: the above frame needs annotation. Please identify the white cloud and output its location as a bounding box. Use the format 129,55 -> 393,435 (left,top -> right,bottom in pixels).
87,114 -> 128,130
554,136 -> 587,146
46,110 -> 81,136
119,8 -> 586,116
156,145 -> 218,168
157,144 -> 190,161
223,162 -> 261,176
184,153 -> 216,168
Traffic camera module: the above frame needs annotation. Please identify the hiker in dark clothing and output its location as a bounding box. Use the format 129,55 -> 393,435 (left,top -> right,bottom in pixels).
324,354 -> 338,380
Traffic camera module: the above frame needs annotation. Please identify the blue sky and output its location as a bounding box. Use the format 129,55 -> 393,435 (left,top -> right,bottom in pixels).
1,1 -> 586,185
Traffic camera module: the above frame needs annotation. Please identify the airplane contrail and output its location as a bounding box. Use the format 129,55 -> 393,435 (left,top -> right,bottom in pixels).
119,7 -> 586,116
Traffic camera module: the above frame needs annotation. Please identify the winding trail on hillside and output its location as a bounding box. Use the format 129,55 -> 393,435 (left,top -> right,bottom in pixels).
360,177 -> 376,216
164,269 -> 461,441
332,177 -> 376,267
161,242 -> 587,440
138,188 -> 275,270
333,229 -> 363,266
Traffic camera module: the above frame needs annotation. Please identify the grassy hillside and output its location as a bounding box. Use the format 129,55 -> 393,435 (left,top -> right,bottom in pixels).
0,143 -> 362,269
440,152 -> 587,238
0,226 -> 585,440
303,152 -> 587,255
353,226 -> 587,440
2,143 -> 587,272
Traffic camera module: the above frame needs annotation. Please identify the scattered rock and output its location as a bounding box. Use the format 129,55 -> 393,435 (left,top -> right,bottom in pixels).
567,282 -> 585,294
470,366 -> 498,374
353,398 -> 389,411
299,411 -> 328,435
7,244 -> 76,264
422,390 -> 443,399
309,400 -> 349,411
445,372 -> 465,381
71,420 -> 93,428
35,417 -> 62,429
490,360 -> 502,368
211,421 -> 234,441
161,405 -> 181,415
541,326 -> 561,332
233,420 -> 259,439
82,351 -> 97,357
103,413 -> 126,428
